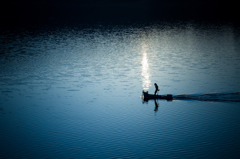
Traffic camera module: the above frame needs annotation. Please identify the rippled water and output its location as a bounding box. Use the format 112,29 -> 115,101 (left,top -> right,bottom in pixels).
1,22 -> 240,158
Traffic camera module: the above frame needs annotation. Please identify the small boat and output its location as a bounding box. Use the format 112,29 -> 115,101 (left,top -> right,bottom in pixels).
142,90 -> 173,101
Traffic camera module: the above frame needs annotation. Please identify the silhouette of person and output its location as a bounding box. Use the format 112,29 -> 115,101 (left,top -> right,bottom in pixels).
154,83 -> 159,95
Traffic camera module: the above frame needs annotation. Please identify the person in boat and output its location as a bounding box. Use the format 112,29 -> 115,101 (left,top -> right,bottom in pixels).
154,83 -> 159,95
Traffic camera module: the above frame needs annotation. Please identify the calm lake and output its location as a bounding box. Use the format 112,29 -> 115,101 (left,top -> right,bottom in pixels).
1,21 -> 240,158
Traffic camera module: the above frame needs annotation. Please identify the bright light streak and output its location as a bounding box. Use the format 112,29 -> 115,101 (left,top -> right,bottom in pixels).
141,43 -> 151,90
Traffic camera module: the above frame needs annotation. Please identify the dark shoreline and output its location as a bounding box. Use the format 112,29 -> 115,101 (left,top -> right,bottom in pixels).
1,1 -> 239,28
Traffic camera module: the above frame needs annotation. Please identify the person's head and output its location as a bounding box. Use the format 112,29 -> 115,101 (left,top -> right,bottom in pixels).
154,83 -> 157,85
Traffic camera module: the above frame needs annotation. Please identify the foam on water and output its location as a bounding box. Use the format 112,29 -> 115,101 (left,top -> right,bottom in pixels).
173,92 -> 240,102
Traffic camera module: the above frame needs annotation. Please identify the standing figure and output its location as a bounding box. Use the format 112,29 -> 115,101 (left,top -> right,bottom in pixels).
154,83 -> 159,95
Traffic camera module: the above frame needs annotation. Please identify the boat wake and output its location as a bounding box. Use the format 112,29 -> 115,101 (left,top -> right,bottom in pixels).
173,92 -> 240,102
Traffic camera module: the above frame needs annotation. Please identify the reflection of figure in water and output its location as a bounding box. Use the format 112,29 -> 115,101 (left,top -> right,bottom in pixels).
154,83 -> 159,95
154,99 -> 159,113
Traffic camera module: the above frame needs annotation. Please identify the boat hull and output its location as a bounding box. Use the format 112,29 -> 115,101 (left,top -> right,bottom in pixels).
143,91 -> 173,100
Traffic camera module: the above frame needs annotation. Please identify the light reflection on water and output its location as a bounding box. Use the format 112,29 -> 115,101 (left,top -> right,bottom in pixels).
0,22 -> 240,158
141,42 -> 151,90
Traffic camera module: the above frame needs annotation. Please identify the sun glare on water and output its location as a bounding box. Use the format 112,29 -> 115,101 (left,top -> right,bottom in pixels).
141,43 -> 151,90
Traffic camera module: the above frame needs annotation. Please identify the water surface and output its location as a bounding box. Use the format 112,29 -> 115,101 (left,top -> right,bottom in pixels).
1,22 -> 240,158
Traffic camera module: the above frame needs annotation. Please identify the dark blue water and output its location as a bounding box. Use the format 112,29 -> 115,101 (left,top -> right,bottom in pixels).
1,22 -> 240,158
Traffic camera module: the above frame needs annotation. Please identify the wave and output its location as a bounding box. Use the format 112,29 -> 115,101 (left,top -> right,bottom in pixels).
173,92 -> 240,102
